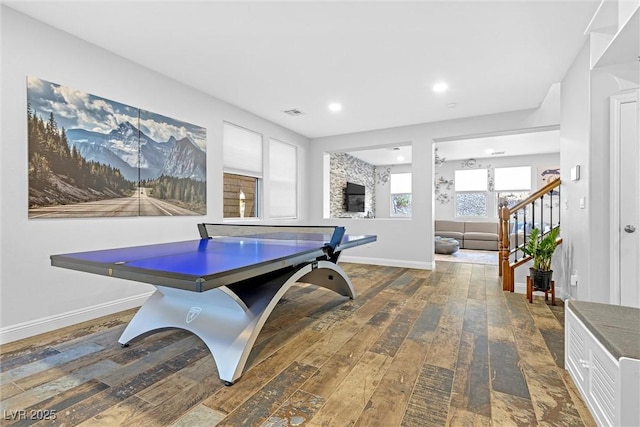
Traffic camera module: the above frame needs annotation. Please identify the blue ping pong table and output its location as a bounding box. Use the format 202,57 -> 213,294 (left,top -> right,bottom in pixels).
50,224 -> 376,385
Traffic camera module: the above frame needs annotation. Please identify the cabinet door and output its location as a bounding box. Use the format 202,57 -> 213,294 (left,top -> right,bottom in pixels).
588,334 -> 619,427
566,310 -> 589,394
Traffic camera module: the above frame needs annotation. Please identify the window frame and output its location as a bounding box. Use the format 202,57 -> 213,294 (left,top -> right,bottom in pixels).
222,122 -> 264,220
454,169 -> 488,218
390,172 -> 412,217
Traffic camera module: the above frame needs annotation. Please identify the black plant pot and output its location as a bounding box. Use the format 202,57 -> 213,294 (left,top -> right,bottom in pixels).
530,268 -> 553,291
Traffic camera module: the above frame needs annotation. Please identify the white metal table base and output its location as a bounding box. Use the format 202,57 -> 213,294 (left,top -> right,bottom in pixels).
117,260 -> 355,385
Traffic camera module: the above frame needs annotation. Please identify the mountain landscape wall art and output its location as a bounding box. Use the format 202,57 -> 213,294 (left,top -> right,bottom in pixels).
27,76 -> 207,218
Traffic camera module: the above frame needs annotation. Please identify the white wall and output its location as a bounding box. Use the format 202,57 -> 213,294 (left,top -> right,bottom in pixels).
434,152 -> 561,221
0,7 -> 310,343
308,108 -> 560,270
561,43 -> 592,302
560,5 -> 640,304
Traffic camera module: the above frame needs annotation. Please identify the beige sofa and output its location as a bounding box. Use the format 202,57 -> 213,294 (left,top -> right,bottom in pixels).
435,220 -> 499,251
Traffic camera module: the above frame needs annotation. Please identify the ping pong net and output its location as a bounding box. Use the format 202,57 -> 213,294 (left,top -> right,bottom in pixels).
197,224 -> 346,251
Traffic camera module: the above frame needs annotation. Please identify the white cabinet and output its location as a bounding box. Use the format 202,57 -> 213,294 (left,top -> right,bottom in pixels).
566,312 -> 589,391
566,302 -> 640,426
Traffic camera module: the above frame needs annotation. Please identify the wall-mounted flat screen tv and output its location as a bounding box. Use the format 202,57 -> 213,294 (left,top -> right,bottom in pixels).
346,182 -> 365,196
345,182 -> 366,212
347,194 -> 365,212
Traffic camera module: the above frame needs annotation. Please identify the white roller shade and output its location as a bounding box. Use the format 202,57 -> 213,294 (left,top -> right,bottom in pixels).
223,122 -> 263,177
494,166 -> 531,191
455,169 -> 487,191
269,139 -> 297,218
390,173 -> 411,193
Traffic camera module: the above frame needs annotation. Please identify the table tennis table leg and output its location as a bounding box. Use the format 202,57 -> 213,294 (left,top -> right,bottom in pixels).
118,260 -> 355,385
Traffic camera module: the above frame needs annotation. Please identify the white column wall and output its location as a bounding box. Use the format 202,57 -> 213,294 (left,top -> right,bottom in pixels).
561,11 -> 640,304
0,8 -> 310,342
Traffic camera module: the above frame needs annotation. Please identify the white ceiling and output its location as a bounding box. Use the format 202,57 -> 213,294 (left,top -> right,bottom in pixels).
436,128 -> 560,161
347,144 -> 414,166
346,128 -> 559,166
4,0 -> 600,139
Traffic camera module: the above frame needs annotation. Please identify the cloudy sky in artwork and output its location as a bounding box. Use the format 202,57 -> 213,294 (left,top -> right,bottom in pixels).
27,76 -> 207,150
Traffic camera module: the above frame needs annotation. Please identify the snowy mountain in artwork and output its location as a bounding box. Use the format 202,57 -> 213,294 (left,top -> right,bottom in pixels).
160,137 -> 207,181
66,121 -> 205,182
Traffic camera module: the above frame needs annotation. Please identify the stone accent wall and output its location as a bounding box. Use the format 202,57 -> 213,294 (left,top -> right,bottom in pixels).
223,173 -> 257,218
330,153 -> 375,218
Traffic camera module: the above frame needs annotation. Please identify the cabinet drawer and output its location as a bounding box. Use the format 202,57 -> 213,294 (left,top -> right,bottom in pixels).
588,338 -> 619,426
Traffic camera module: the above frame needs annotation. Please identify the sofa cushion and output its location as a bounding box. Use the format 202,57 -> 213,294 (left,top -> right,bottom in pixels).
464,222 -> 498,234
435,220 -> 465,233
464,232 -> 498,242
464,240 -> 499,251
436,231 -> 464,241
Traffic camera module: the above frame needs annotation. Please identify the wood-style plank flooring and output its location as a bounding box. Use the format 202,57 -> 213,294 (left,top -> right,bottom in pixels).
0,261 -> 596,426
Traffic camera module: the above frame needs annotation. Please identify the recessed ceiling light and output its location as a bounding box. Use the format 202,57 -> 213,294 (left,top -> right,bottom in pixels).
328,102 -> 342,112
433,82 -> 449,93
447,103 -> 457,108
397,155 -> 405,162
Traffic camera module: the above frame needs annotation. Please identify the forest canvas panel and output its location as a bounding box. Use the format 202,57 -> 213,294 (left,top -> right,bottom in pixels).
27,76 -> 207,218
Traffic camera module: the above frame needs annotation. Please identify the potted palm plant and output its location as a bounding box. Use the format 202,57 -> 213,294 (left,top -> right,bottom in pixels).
521,226 -> 560,291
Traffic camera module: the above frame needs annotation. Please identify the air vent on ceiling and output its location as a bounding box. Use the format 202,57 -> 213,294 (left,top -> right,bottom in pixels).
491,151 -> 505,155
283,109 -> 304,116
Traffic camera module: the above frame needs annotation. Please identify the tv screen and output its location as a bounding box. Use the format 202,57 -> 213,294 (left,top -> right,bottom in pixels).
346,182 -> 365,196
347,194 -> 365,212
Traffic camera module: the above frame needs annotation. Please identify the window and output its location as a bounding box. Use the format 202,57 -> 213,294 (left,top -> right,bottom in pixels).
497,191 -> 530,209
390,172 -> 412,217
223,173 -> 258,218
223,122 -> 262,218
455,169 -> 487,217
495,166 -> 531,209
269,139 -> 297,219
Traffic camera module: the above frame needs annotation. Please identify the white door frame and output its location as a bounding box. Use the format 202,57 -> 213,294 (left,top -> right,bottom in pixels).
609,89 -> 639,305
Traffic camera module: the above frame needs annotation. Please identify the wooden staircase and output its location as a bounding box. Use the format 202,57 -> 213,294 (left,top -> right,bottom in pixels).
498,179 -> 561,291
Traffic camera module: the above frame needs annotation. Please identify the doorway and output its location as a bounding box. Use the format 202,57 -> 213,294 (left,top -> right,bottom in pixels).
610,90 -> 640,308
433,128 -> 560,270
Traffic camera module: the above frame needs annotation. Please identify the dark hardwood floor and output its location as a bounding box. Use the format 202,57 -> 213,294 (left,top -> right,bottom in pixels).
0,261 -> 596,426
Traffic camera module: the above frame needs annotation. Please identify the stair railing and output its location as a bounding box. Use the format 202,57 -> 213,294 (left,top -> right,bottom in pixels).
498,179 -> 561,291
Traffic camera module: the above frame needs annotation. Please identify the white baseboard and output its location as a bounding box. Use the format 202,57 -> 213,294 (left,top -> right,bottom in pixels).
0,291 -> 153,345
339,255 -> 433,270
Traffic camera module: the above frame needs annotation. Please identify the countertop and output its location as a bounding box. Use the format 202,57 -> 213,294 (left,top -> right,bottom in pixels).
568,300 -> 640,361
